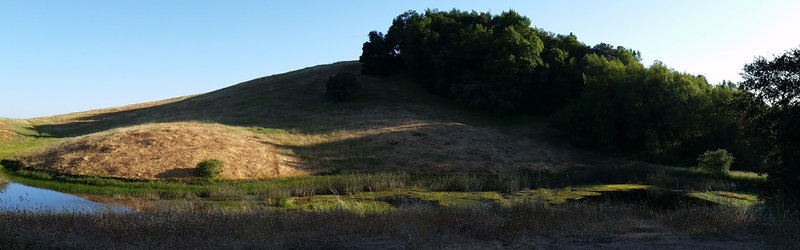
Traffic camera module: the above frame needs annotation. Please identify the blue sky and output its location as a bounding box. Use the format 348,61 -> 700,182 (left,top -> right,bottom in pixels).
2,0 -> 798,118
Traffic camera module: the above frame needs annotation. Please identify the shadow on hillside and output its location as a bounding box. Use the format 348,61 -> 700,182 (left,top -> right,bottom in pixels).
263,122 -> 576,175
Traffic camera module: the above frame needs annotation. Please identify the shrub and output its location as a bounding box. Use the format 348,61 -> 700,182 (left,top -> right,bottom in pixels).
697,149 -> 734,176
274,196 -> 290,208
325,72 -> 361,101
196,159 -> 224,180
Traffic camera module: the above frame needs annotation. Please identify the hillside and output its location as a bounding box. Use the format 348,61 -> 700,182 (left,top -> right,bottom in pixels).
2,61 -> 586,180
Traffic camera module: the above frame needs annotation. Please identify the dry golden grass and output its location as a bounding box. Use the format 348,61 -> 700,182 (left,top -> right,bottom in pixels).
0,125 -> 14,142
7,61 -> 589,179
19,118 -> 576,179
21,122 -> 304,180
0,118 -> 29,143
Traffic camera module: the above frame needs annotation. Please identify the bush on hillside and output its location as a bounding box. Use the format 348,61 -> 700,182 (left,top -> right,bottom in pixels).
697,149 -> 734,176
325,72 -> 361,101
196,159 -> 224,180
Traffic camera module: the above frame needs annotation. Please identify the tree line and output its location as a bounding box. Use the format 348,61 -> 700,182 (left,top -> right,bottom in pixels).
360,9 -> 799,202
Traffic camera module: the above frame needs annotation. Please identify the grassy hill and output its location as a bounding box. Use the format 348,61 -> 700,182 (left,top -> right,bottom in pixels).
1,61 -> 587,180
1,61 -> 791,249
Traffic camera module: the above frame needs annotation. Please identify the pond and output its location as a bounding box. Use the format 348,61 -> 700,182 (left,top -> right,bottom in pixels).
0,182 -> 131,213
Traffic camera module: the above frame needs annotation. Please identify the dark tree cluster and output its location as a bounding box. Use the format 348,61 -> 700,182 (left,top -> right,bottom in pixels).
360,9 -> 742,166
737,47 -> 800,201
360,10 -> 595,114
361,9 -> 799,203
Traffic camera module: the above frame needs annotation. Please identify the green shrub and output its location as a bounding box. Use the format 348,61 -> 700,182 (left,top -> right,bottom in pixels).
274,196 -> 290,208
325,72 -> 361,101
195,159 -> 224,180
697,149 -> 734,176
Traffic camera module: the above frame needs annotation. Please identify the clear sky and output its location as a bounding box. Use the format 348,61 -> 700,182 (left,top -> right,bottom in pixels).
2,0 -> 798,118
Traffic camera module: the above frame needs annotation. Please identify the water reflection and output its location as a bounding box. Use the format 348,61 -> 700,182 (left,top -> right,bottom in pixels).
0,182 -> 131,213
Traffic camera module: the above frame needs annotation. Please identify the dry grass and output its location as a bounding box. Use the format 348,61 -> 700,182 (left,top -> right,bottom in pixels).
21,122 -> 304,180
16,116 -> 578,180
0,119 -> 15,142
0,118 -> 36,142
0,201 -> 776,249
6,61 -> 589,180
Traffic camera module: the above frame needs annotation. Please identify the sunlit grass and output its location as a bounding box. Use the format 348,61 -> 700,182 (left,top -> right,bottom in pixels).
689,191 -> 763,207
716,191 -> 760,201
0,137 -> 63,159
288,195 -> 394,213
728,170 -> 767,182
401,190 -> 504,207
512,188 -> 600,204
0,118 -> 64,159
574,184 -> 651,192
248,127 -> 290,135
281,184 -> 659,211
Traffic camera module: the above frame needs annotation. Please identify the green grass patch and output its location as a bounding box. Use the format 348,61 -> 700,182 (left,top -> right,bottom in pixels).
512,188 -> 600,204
403,190 -> 504,207
282,184 -> 658,211
690,191 -> 763,207
2,168 -> 211,198
248,127 -> 289,135
728,170 -> 767,182
574,184 -> 651,192
0,137 -> 62,159
287,195 -> 394,212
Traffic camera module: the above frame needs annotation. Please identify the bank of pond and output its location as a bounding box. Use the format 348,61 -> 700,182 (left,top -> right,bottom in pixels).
0,163 -> 768,213
0,179 -> 762,214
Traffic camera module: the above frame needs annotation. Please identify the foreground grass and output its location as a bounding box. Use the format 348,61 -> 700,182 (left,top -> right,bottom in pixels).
1,201 -> 794,249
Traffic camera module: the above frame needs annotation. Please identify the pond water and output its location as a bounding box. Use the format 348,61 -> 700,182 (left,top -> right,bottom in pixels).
0,182 -> 131,213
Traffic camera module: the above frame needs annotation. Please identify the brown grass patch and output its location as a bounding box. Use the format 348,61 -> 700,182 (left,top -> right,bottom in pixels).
0,129 -> 14,142
0,118 -> 22,142
21,122 -> 304,180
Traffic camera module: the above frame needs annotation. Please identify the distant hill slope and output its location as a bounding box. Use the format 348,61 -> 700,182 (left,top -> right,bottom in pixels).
5,61 -> 587,180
